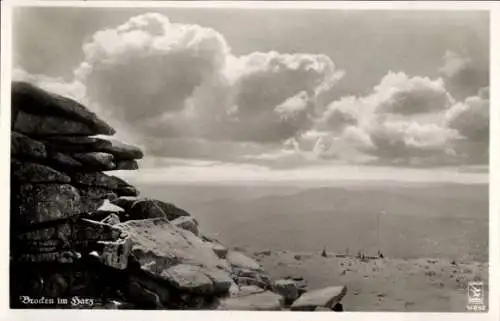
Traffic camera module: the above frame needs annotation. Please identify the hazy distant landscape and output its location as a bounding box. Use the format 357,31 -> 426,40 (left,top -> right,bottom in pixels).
134,181 -> 488,263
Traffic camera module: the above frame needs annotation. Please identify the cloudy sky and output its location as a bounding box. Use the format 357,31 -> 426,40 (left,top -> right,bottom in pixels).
12,8 -> 489,183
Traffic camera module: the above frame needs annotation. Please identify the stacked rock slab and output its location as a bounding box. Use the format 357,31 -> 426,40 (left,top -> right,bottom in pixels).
10,82 -> 142,307
10,82 -> 347,311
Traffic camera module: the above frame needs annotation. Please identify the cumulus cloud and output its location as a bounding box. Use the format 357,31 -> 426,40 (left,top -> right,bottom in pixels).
68,12 -> 344,159
446,89 -> 489,141
220,52 -> 343,142
76,13 -> 230,132
366,120 -> 460,165
13,13 -> 488,168
317,96 -> 360,133
445,87 -> 489,164
371,72 -> 452,115
287,69 -> 488,166
439,51 -> 489,101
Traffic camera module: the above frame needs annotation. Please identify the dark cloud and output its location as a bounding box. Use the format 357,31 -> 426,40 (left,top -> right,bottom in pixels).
439,51 -> 489,101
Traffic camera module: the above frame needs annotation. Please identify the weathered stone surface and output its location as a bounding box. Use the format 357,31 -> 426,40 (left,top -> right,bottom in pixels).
13,183 -> 81,227
172,216 -> 199,236
274,279 -> 300,303
14,221 -> 73,243
95,236 -> 132,270
236,285 -> 267,297
87,201 -> 124,222
290,285 -> 347,311
11,160 -> 71,183
217,291 -> 284,310
12,81 -> 115,135
42,137 -> 142,165
100,214 -> 121,225
73,152 -> 115,170
114,159 -> 139,170
46,151 -> 84,169
78,187 -> 118,213
100,140 -> 144,160
11,131 -> 47,159
41,136 -> 112,153
42,135 -> 112,145
201,267 -> 234,294
226,251 -> 262,271
16,250 -> 81,263
234,276 -> 269,289
232,267 -> 258,278
111,198 -> 190,221
116,186 -> 138,197
210,243 -> 228,259
231,267 -> 273,290
74,218 -> 123,243
71,172 -> 120,189
14,111 -> 103,137
117,218 -> 229,277
162,264 -> 232,296
13,239 -> 62,254
162,264 -> 214,294
110,197 -> 136,210
70,172 -> 138,196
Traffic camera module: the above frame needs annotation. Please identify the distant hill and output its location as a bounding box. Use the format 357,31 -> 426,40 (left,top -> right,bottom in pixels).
136,182 -> 488,262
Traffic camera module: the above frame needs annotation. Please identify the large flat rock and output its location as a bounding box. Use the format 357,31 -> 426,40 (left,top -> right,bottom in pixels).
217,291 -> 284,310
290,285 -> 347,311
162,264 -> 233,295
11,131 -> 47,159
40,136 -> 113,153
12,221 -> 74,256
117,218 -> 229,276
71,172 -> 127,190
171,216 -> 199,236
11,160 -> 71,183
226,251 -> 262,271
161,264 -> 214,294
12,81 -> 115,135
13,110 -> 105,137
15,250 -> 82,263
13,183 -> 81,227
46,151 -> 84,170
13,221 -> 73,243
99,140 -> 144,160
114,159 -> 139,170
72,152 -> 115,170
42,136 -> 143,160
111,198 -> 190,221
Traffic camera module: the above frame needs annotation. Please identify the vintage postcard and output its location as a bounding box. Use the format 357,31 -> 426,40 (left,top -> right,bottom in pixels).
0,1 -> 498,321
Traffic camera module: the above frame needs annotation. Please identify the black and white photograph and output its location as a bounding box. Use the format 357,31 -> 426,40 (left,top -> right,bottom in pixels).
1,1 -> 497,318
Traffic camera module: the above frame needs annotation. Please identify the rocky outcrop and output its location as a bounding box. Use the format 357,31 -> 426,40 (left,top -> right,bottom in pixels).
10,82 -> 347,311
10,82 -> 142,308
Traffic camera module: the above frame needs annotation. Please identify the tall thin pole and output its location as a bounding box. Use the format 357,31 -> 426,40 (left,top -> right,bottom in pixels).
377,210 -> 385,250
376,212 -> 379,249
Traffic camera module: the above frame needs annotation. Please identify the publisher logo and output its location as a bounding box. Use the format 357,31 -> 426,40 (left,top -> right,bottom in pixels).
466,281 -> 486,312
